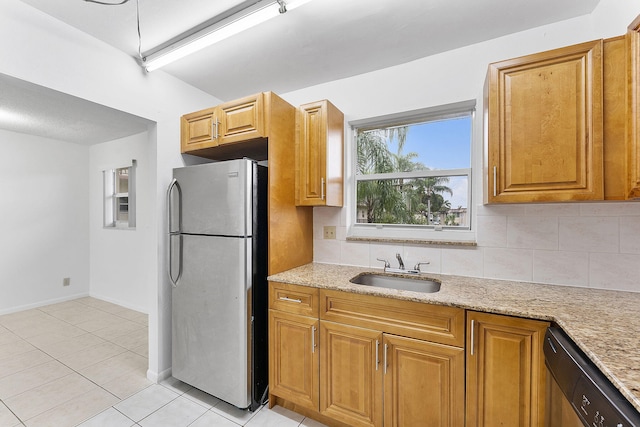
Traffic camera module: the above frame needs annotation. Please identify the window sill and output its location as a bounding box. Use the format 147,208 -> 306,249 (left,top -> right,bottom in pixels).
346,235 -> 477,247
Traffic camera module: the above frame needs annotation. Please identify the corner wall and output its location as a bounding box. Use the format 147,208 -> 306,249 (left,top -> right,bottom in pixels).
0,0 -> 221,380
0,129 -> 90,313
89,132 -> 152,313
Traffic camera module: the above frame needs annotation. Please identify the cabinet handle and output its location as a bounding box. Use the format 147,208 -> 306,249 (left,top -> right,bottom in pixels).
470,319 -> 475,356
383,343 -> 388,374
311,326 -> 317,353
212,117 -> 219,139
375,340 -> 380,371
278,296 -> 302,303
493,166 -> 497,197
321,177 -> 325,201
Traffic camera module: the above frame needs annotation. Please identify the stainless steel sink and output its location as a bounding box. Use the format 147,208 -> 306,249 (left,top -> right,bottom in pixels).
349,273 -> 441,293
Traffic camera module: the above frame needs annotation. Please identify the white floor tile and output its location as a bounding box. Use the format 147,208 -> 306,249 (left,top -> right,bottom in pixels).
160,377 -> 193,395
0,401 -> 21,427
0,349 -> 52,379
77,407 -> 136,427
5,372 -> 98,420
57,341 -> 127,370
0,297 -> 150,427
138,395 -> 208,427
245,405 -> 305,427
27,331 -> 106,358
92,320 -> 146,341
101,371 -> 152,400
0,330 -> 21,346
0,339 -> 35,360
78,351 -> 147,385
0,359 -> 72,399
184,387 -> 222,409
24,387 -> 119,427
300,416 -> 330,427
114,384 -> 179,422
75,312 -> 129,333
190,410 -> 242,427
210,401 -> 261,425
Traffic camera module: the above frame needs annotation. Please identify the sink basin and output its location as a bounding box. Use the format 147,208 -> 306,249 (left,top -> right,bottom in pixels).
349,273 -> 441,293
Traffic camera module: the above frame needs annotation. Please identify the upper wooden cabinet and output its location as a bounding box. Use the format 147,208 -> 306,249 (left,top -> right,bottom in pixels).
181,93 -> 267,159
628,17 -> 640,199
466,311 -> 549,427
485,40 -> 604,203
296,100 -> 344,207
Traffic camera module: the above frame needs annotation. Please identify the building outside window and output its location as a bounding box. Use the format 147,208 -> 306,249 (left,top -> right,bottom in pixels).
350,101 -> 474,240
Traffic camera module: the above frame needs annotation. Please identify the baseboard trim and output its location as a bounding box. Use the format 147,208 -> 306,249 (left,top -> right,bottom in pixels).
147,367 -> 172,384
0,292 -> 90,316
88,292 -> 148,314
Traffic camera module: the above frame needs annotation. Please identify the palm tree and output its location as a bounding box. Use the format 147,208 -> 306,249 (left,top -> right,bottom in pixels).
420,176 -> 453,224
356,130 -> 396,223
356,125 -> 455,226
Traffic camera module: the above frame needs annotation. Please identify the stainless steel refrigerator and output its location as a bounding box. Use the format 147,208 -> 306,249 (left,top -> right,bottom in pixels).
167,159 -> 268,411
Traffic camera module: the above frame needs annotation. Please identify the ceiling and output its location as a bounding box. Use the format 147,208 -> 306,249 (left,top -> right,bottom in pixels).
4,0 -> 601,144
0,73 -> 152,145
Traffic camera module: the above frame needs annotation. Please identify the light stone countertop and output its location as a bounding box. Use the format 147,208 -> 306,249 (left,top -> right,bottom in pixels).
268,262 -> 640,412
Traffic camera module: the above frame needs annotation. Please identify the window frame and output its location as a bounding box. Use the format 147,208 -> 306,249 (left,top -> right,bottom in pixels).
348,100 -> 475,242
103,160 -> 136,229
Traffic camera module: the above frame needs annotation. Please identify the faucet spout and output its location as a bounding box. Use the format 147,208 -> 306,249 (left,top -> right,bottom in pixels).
395,253 -> 405,270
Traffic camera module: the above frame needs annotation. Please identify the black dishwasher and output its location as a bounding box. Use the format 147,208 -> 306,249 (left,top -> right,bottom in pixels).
544,327 -> 640,427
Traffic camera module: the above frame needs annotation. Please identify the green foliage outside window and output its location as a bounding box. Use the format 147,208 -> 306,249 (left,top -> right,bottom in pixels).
356,127 -> 457,226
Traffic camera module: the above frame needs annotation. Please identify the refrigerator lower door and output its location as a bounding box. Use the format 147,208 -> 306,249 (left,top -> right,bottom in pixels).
172,234 -> 251,408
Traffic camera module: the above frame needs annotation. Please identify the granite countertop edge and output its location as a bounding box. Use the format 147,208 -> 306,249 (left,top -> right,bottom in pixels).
268,262 -> 640,412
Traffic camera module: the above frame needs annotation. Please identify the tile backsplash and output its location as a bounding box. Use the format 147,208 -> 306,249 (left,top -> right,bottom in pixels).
313,202 -> 640,292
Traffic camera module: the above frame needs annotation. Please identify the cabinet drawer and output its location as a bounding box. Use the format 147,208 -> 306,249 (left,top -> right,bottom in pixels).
320,289 -> 464,347
269,282 -> 319,317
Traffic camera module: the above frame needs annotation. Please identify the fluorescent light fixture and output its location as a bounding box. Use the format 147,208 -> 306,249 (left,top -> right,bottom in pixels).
142,0 -> 313,72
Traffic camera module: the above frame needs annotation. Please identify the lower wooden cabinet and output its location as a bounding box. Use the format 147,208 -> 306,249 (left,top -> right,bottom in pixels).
268,310 -> 319,410
466,311 -> 549,427
269,283 -> 549,427
384,334 -> 465,427
319,321 -> 464,427
320,321 -> 383,427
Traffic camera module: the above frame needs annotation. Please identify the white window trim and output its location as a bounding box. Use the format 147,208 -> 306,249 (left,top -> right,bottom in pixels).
103,160 -> 137,230
348,100 -> 476,243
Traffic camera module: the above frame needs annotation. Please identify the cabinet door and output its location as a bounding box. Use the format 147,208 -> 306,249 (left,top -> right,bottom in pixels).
180,107 -> 217,153
296,100 -> 344,207
628,20 -> 640,198
269,310 -> 319,410
486,40 -> 603,203
383,334 -> 464,427
218,93 -> 265,145
466,311 -> 549,427
320,321 -> 383,427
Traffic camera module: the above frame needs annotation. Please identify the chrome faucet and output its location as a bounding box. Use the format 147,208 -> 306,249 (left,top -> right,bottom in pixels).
376,255 -> 426,274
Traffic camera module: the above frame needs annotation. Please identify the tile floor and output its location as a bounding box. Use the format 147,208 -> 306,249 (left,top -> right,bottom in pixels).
0,297 -> 327,427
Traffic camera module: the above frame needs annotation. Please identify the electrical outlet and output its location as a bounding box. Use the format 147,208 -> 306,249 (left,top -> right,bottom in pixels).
63,277 -> 70,287
323,226 -> 336,239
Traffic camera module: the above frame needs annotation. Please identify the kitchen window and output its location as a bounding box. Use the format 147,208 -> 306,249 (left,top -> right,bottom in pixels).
103,160 -> 136,229
350,101 -> 474,241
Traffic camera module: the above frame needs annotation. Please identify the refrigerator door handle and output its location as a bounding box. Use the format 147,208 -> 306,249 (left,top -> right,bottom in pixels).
167,178 -> 183,287
167,178 -> 182,234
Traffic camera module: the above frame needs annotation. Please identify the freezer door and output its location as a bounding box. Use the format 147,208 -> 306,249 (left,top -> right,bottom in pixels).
172,234 -> 252,408
172,159 -> 253,236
